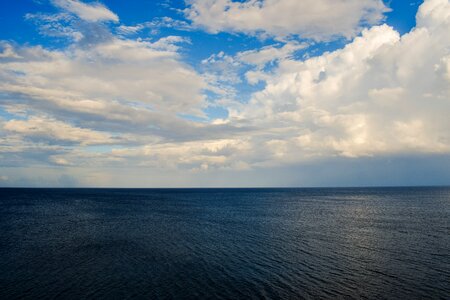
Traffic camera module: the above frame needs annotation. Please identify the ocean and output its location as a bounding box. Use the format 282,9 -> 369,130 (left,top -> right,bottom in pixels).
0,187 -> 449,299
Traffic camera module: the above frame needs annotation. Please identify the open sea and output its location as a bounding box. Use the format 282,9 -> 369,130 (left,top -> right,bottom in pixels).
0,187 -> 449,299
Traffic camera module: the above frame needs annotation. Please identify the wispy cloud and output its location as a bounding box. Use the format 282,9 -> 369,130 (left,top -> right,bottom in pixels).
117,17 -> 193,36
4,116 -> 120,145
52,0 -> 119,22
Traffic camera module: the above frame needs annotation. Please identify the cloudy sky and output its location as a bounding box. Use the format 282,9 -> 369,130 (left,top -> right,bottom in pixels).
0,0 -> 449,187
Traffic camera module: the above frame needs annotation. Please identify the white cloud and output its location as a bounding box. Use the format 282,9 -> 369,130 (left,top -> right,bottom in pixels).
4,116 -> 118,145
0,42 -> 21,59
200,41 -> 308,97
117,17 -> 193,36
109,138 -> 252,170
150,35 -> 191,51
117,24 -> 145,35
232,0 -> 450,162
0,37 -> 207,118
185,0 -> 389,40
237,42 -> 307,69
52,0 -> 119,22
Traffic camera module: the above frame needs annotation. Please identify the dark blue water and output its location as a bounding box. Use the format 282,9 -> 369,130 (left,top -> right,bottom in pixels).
0,187 -> 449,299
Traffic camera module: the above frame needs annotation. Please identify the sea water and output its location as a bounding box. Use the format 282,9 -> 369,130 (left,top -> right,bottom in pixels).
0,187 -> 449,299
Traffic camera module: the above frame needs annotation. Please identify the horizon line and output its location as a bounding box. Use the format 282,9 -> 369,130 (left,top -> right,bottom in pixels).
1,185 -> 449,189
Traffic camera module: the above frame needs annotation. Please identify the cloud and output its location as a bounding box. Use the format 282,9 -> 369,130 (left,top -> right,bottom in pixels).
109,138 -> 252,170
0,14 -> 245,171
0,36 -> 208,127
231,0 -> 450,163
52,0 -> 119,22
185,0 -> 390,40
0,42 -> 21,59
1,0 -> 450,186
117,17 -> 193,36
3,116 -> 119,145
150,35 -> 191,51
24,11 -> 111,43
117,24 -> 145,35
200,41 -> 308,99
237,42 -> 308,69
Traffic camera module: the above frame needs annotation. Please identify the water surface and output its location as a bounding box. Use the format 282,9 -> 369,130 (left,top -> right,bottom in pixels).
0,187 -> 449,299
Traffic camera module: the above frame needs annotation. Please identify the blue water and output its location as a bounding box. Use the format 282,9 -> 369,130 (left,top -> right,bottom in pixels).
0,187 -> 449,299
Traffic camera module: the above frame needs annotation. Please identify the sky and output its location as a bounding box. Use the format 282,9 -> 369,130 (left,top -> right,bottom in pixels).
0,0 -> 449,187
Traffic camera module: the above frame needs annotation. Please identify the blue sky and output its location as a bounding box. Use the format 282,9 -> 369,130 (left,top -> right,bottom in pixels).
0,0 -> 449,187
0,1 -> 422,67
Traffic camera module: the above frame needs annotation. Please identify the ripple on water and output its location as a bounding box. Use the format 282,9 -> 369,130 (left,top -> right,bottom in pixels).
0,187 -> 449,299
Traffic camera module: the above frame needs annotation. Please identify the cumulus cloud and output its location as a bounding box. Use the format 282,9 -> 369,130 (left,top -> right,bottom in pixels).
0,42 -> 21,59
232,0 -> 450,162
185,0 -> 390,40
52,0 -> 119,22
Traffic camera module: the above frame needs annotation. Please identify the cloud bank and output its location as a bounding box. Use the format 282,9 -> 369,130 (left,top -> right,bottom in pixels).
1,0 -> 450,186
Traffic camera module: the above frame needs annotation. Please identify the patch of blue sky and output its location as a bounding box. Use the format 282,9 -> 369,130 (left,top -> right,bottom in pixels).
384,0 -> 423,35
0,107 -> 27,121
233,80 -> 266,102
181,31 -> 275,67
0,1 -> 48,45
84,145 -> 116,153
291,39 -> 347,60
203,105 -> 229,121
106,0 -> 171,24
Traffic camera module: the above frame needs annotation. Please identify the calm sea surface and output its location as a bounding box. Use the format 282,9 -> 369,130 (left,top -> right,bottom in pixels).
0,187 -> 449,299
